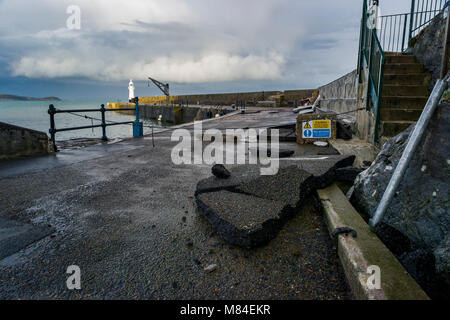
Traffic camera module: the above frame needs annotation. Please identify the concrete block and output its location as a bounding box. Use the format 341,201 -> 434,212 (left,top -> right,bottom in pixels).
317,184 -> 429,300
0,122 -> 53,161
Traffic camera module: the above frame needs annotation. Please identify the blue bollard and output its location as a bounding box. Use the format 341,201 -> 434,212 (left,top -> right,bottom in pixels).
133,97 -> 143,137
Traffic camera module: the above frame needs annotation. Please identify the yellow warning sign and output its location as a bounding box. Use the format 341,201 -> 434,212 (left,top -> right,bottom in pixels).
302,119 -> 332,139
312,120 -> 331,129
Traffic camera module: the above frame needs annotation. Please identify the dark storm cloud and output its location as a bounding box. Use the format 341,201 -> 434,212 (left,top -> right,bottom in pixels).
0,0 -> 413,98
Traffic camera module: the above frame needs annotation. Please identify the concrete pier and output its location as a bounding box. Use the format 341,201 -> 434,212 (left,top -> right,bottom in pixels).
108,103 -> 234,124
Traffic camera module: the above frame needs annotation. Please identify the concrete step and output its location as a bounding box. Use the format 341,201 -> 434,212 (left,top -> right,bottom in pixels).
381,120 -> 415,137
383,73 -> 428,86
381,96 -> 429,109
385,55 -> 416,64
384,52 -> 406,55
382,85 -> 429,97
381,108 -> 423,121
384,63 -> 423,74
317,183 -> 429,300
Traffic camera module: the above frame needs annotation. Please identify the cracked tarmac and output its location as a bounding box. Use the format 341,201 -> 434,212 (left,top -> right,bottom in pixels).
0,110 -> 352,299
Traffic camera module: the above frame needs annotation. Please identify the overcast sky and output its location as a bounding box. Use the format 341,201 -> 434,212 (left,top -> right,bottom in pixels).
0,0 -> 412,101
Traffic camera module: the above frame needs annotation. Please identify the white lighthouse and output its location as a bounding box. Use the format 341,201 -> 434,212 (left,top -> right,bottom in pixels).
128,79 -> 135,102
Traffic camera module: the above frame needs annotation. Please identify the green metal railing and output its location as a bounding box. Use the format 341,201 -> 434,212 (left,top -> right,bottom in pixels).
358,0 -> 385,143
377,0 -> 448,52
378,13 -> 410,52
409,0 -> 448,40
357,0 -> 448,142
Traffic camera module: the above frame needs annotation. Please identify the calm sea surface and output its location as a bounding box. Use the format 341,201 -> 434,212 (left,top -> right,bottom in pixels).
0,100 -> 166,141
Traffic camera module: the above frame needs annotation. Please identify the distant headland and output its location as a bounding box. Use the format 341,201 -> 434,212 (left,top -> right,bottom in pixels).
0,94 -> 61,101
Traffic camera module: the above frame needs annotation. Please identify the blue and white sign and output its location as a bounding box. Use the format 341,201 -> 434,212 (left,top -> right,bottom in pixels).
302,120 -> 331,139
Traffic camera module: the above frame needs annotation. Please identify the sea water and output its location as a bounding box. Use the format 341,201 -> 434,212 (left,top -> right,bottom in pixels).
0,100 -> 165,142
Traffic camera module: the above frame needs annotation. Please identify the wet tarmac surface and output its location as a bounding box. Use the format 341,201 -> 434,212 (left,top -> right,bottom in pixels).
0,109 -> 352,299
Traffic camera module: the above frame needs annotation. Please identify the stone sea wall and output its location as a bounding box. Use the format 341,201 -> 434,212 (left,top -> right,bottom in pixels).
0,122 -> 52,161
119,89 -> 315,107
107,103 -> 232,124
318,70 -> 358,114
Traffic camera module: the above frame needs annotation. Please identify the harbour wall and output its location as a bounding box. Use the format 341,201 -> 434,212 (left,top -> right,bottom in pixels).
125,89 -> 315,107
318,70 -> 358,114
107,103 -> 233,124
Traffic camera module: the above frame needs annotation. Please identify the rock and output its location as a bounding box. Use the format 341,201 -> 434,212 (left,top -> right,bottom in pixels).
351,102 -> 450,289
434,235 -> 450,284
399,249 -> 437,296
362,160 -> 372,167
196,156 -> 355,248
335,167 -> 363,183
256,148 -> 295,158
204,264 -> 217,273
196,165 -> 262,194
337,120 -> 353,140
193,258 -> 202,266
197,190 -> 288,248
211,164 -> 231,179
268,125 -> 297,142
374,222 -> 412,255
410,12 -> 446,89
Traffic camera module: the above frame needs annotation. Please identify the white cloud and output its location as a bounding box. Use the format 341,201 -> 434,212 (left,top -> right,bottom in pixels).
2,0 -> 413,88
11,51 -> 286,82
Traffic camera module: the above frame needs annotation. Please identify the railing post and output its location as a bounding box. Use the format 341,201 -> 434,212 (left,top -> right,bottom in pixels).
366,29 -> 374,111
100,104 -> 108,141
375,51 -> 385,143
408,0 -> 416,42
135,97 -> 140,122
402,13 -> 408,52
48,104 -> 58,152
358,0 -> 367,83
441,5 -> 450,79
133,97 -> 143,137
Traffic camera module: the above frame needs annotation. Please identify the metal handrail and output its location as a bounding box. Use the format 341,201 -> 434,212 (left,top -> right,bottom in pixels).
358,0 -> 385,143
378,13 -> 410,52
357,0 -> 448,143
409,0 -> 448,40
370,77 -> 448,226
48,103 -> 139,152
377,0 -> 448,53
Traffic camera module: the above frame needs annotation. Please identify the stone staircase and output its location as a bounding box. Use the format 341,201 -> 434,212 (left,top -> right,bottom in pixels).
380,53 -> 431,138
